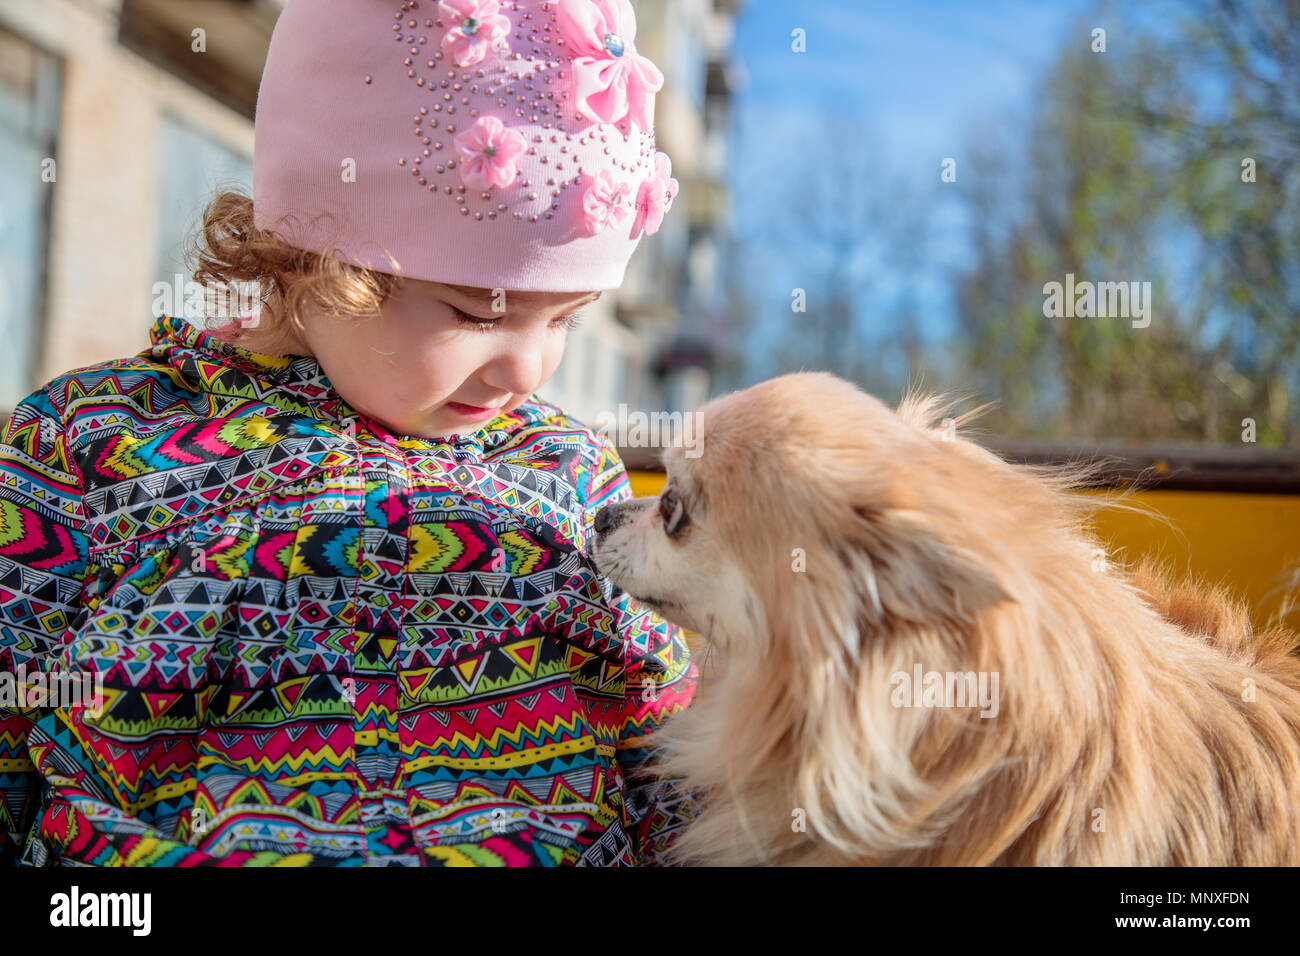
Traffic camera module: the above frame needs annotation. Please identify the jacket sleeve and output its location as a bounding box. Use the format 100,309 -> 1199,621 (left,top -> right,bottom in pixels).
584,433 -> 700,866
0,388 -> 96,866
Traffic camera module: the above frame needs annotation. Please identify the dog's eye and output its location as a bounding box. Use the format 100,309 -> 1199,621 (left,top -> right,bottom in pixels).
659,482 -> 688,536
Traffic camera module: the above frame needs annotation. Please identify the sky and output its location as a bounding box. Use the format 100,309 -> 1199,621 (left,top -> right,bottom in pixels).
731,0 -> 1094,149
722,0 -> 1103,380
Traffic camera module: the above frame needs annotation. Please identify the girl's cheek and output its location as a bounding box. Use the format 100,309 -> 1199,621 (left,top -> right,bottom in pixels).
423,338 -> 482,383
545,334 -> 569,370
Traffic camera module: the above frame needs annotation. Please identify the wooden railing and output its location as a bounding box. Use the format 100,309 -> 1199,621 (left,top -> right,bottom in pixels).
619,440 -> 1300,494
621,439 -> 1300,633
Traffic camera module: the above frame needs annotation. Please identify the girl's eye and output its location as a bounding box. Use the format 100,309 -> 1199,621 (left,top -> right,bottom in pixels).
451,307 -> 584,332
451,306 -> 499,332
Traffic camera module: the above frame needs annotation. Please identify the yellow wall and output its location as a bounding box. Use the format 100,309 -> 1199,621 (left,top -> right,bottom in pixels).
1083,489 -> 1300,631
626,472 -> 1300,632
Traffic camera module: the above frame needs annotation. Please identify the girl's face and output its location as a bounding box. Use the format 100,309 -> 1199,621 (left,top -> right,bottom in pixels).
270,278 -> 600,439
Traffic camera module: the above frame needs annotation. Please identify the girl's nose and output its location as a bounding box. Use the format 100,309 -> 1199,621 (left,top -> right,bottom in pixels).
479,336 -> 544,396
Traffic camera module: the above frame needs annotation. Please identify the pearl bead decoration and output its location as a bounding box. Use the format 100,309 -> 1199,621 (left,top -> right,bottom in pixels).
367,0 -> 658,228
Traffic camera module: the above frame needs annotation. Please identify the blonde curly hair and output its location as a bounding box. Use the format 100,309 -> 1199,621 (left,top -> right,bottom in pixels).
187,188 -> 403,337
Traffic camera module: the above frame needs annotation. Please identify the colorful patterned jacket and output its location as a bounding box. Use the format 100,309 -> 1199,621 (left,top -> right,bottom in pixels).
0,314 -> 697,866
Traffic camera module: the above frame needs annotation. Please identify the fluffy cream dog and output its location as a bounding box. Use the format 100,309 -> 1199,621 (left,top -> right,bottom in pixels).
589,372 -> 1300,865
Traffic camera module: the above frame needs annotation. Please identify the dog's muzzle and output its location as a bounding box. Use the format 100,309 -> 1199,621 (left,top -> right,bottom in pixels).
593,501 -> 632,537
593,504 -> 615,535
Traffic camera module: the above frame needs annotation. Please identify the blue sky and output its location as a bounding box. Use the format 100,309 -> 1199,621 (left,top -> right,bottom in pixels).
722,0 -> 1102,380
731,0 -> 1093,147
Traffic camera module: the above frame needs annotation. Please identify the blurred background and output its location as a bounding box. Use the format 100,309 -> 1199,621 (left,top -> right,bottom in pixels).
0,0 -> 1296,620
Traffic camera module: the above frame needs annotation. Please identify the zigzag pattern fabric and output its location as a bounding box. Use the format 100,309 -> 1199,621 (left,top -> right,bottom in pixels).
0,314 -> 697,866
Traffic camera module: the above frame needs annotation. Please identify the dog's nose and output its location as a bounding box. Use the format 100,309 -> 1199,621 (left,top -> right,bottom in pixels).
593,504 -> 615,534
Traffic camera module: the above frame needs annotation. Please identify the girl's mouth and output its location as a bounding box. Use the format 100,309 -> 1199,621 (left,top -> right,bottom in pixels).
446,401 -> 503,421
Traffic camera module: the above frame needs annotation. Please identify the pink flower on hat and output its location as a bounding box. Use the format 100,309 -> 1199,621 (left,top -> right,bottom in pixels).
556,0 -> 664,131
438,0 -> 511,68
580,168 -> 633,235
631,150 -> 679,238
454,115 -> 526,190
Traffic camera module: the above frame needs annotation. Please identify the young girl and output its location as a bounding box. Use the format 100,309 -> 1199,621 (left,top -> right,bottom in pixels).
0,0 -> 696,866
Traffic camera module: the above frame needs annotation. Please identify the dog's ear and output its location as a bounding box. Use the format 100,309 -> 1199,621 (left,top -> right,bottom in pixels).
847,504 -> 1012,627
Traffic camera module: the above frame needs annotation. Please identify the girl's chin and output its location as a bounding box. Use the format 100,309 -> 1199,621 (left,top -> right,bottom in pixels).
344,399 -> 519,441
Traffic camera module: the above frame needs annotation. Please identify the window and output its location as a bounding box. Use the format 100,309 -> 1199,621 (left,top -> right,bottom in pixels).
154,111 -> 253,317
0,27 -> 59,409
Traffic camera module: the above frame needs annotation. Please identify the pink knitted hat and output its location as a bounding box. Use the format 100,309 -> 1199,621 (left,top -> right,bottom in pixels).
252,0 -> 680,292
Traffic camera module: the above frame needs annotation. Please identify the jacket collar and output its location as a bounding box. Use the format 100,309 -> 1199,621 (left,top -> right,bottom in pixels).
147,314 -> 561,453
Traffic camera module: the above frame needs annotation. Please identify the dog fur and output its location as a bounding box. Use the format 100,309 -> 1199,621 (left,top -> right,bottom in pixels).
589,372 -> 1300,865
